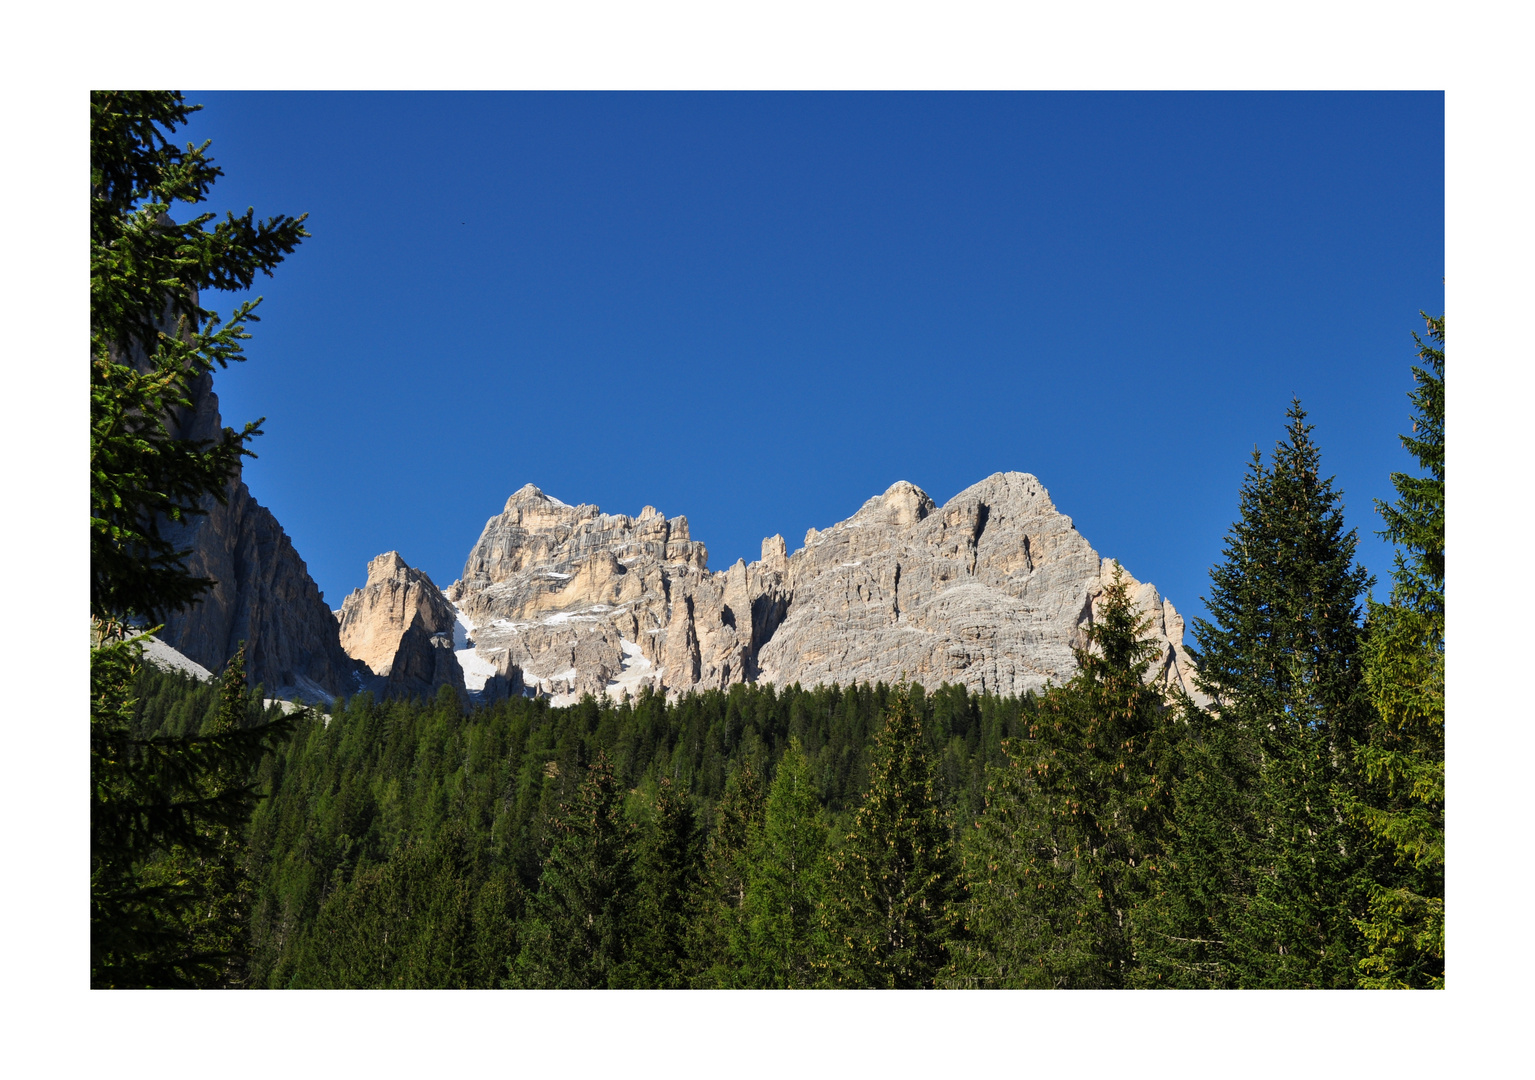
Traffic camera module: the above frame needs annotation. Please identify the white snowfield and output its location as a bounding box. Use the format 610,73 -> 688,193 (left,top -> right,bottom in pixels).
604,638 -> 661,702
451,605 -> 501,693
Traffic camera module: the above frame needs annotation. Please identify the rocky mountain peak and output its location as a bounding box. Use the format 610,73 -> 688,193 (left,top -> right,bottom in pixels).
337,552 -> 464,700
420,474 -> 1207,708
365,550 -> 412,584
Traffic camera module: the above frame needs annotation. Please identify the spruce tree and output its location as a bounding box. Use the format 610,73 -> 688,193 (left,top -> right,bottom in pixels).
290,834 -> 478,989
159,646 -> 265,987
945,565 -> 1176,988
90,91 -> 304,985
743,738 -> 829,988
820,685 -> 956,988
1128,694 -> 1259,988
91,91 -> 307,624
1342,313 -> 1445,988
508,750 -> 637,988
92,642 -> 290,987
692,762 -> 764,987
632,777 -> 705,988
1188,400 -> 1376,987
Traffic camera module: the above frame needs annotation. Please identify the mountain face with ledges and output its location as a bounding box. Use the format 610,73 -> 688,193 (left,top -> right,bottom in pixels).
336,551 -> 464,700
155,366 -> 359,704
426,474 -> 1206,706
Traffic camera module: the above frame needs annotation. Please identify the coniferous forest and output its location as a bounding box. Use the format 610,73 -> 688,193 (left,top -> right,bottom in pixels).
90,92 -> 1445,989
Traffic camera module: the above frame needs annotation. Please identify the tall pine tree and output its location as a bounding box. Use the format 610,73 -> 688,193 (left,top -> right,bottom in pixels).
631,777 -> 705,988
743,738 -> 829,988
90,91 -> 304,985
1187,400 -> 1376,988
820,685 -> 955,988
946,565 -> 1177,988
1342,313 -> 1445,988
692,763 -> 765,987
508,750 -> 637,988
149,646 -> 270,987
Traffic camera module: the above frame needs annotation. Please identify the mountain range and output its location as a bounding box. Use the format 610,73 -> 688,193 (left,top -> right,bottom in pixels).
152,375 -> 1204,707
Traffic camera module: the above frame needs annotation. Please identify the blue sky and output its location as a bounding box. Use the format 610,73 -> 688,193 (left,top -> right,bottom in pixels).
177,91 -> 1443,628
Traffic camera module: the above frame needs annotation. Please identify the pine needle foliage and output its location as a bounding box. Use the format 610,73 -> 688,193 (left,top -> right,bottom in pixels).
632,777 -> 706,988
743,738 -> 829,988
91,642 -> 293,987
508,750 -> 638,988
90,91 -> 305,986
1343,313 -> 1445,988
945,565 -> 1176,988
820,685 -> 956,988
90,90 -> 307,624
693,763 -> 765,987
289,834 -> 482,989
1186,400 -> 1377,987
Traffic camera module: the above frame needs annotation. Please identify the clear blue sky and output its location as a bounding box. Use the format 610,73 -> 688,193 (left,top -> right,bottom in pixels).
178,91 -> 1443,628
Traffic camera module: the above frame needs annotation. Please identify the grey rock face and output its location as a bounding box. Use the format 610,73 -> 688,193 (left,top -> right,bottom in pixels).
447,474 -> 1206,706
757,473 -> 1205,702
155,376 -> 360,705
449,485 -> 711,703
159,478 -> 359,705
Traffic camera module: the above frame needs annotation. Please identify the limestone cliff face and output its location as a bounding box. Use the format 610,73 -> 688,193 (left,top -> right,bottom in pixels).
756,473 -> 1204,702
154,370 -> 360,704
445,475 -> 1205,707
337,552 -> 465,700
158,476 -> 359,704
447,485 -> 711,703
110,284 -> 362,704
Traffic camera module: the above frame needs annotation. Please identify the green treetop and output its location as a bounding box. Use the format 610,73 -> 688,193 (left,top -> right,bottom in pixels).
1190,400 -> 1376,987
744,738 -> 829,988
1345,313 -> 1445,989
631,777 -> 706,988
946,564 -> 1176,988
820,685 -> 956,988
509,750 -> 637,988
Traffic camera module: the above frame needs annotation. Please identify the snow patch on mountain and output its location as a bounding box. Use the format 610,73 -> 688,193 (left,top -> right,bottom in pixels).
450,604 -> 500,693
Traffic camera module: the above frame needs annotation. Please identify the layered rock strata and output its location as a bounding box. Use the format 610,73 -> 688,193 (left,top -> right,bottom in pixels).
444,475 -> 1205,707
155,371 -> 360,704
336,552 -> 465,701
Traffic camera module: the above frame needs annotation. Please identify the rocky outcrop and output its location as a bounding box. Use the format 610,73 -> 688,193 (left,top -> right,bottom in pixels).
446,475 -> 1206,707
154,366 -> 360,705
159,476 -> 359,704
337,552 -> 464,701
338,552 -> 457,673
755,473 -> 1204,702
447,485 -> 708,703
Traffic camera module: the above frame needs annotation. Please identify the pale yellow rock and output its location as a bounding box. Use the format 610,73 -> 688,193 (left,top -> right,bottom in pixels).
337,552 -> 456,676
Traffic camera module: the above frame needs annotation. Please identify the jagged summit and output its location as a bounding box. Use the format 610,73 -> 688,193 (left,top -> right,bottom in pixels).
335,473 -> 1204,708
337,550 -> 464,701
504,483 -> 573,512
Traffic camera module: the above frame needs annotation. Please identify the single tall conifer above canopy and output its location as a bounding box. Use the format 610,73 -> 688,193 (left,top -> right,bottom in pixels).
509,750 -> 637,988
1189,400 -> 1376,987
821,684 -> 955,988
946,564 -> 1175,988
